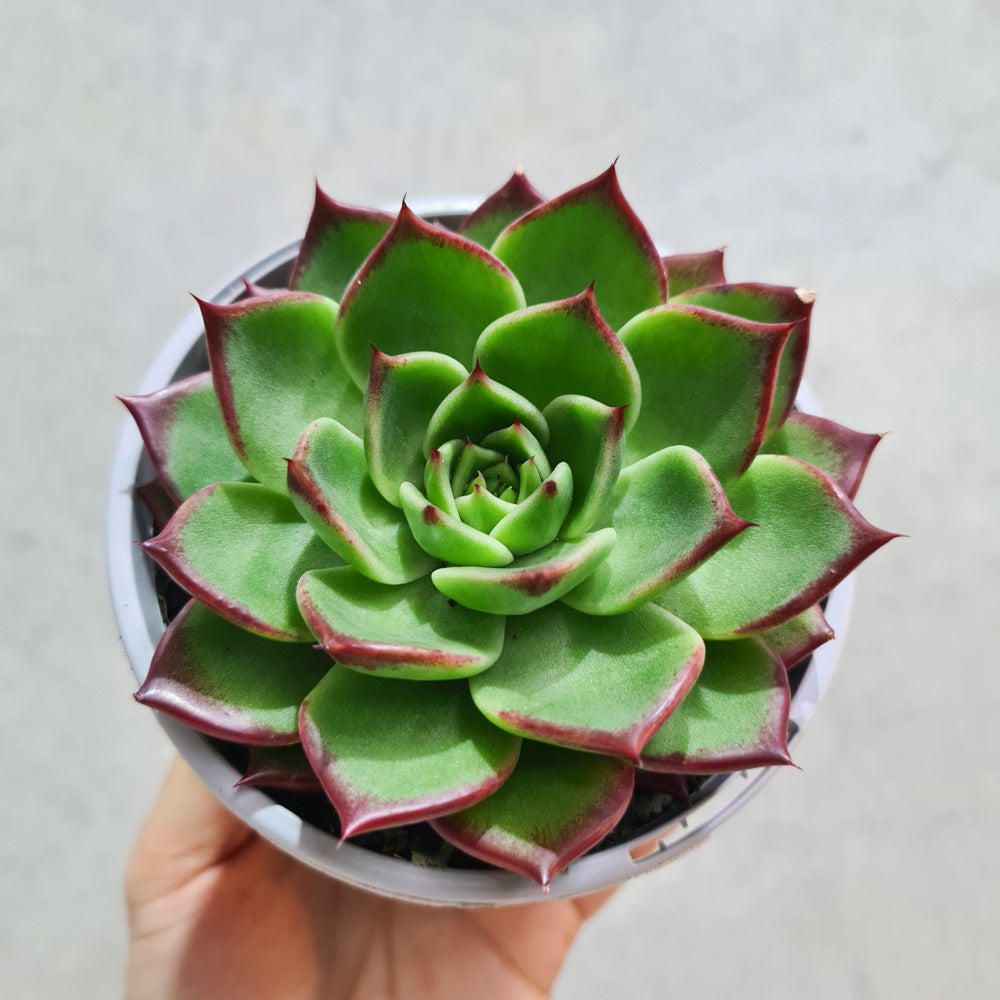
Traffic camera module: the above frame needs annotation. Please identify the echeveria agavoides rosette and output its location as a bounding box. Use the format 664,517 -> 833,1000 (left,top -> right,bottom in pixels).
124,165 -> 896,884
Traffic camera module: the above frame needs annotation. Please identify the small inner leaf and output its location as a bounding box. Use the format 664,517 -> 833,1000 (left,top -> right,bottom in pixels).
431,528 -> 616,615
365,350 -> 468,507
489,462 -> 574,556
543,395 -> 625,539
399,482 -> 515,568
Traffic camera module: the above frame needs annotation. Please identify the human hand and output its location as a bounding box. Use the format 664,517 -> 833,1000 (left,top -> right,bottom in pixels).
125,756 -> 615,999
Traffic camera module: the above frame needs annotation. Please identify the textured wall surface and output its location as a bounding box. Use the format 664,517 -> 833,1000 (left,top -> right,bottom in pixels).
2,1 -> 997,996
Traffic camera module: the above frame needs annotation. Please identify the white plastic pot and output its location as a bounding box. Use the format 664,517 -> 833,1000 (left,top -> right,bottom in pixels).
107,204 -> 852,906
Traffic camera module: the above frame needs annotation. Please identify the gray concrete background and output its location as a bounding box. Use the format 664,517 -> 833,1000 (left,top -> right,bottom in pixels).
2,0 -> 997,996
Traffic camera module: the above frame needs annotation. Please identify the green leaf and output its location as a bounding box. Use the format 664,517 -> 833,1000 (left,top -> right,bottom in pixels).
143,483 -> 341,640
119,372 -> 252,503
562,446 -> 750,614
297,567 -> 505,679
639,638 -> 792,773
289,184 -> 395,301
543,395 -> 626,539
458,169 -> 545,248
364,350 -> 468,507
199,292 -> 362,489
335,203 -> 525,389
491,164 -> 667,330
399,482 -> 515,568
431,528 -> 616,615
455,483 -> 515,534
757,603 -> 835,670
300,668 -> 520,836
618,304 -> 792,477
424,441 -> 462,518
451,441 -> 505,496
431,740 -> 634,885
474,288 -> 641,430
287,419 -> 437,584
656,455 -> 898,636
480,422 -> 551,477
135,601 -> 331,744
423,364 -> 549,455
489,462 -> 573,556
761,411 -> 883,500
672,283 -> 814,433
470,602 -> 704,760
662,248 -> 726,298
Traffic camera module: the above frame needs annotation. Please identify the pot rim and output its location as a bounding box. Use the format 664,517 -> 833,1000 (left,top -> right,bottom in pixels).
107,211 -> 852,906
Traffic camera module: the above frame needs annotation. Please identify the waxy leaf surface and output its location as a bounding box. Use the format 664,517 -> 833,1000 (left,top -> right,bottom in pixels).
619,304 -> 790,477
399,482 -> 515,568
492,165 -> 667,329
640,638 -> 792,773
663,249 -> 726,298
119,372 -> 251,503
300,669 -> 520,836
335,204 -> 524,388
144,483 -> 341,640
543,395 -> 625,538
458,170 -> 545,248
656,455 -> 897,636
474,289 -> 641,430
471,602 -> 703,759
432,529 -> 616,615
287,418 -> 436,584
297,567 -> 505,679
201,293 -> 361,488
423,364 -> 549,454
672,283 -> 814,433
563,446 -> 750,614
365,350 -> 468,506
135,601 -> 330,744
432,741 -> 634,885
290,186 -> 395,301
758,603 -> 834,670
761,411 -> 882,500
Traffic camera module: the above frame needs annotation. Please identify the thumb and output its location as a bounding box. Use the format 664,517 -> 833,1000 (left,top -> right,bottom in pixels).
125,755 -> 255,912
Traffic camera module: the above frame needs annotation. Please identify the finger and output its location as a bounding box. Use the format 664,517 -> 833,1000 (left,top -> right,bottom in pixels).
125,755 -> 255,911
571,886 -> 618,921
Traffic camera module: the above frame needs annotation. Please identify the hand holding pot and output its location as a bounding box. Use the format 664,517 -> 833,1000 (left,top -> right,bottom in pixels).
125,756 -> 615,1000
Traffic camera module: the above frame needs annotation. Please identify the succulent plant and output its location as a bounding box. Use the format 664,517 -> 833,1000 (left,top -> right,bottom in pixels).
120,165 -> 895,886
